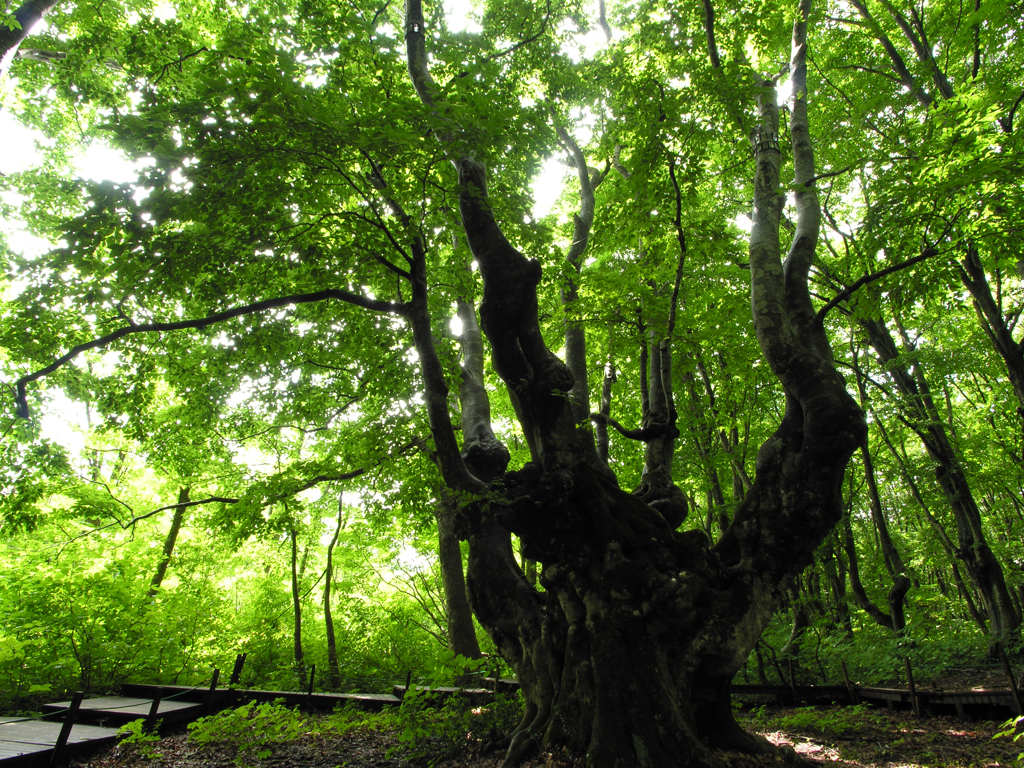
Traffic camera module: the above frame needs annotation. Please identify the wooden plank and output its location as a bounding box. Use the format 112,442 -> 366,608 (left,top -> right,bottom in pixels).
482,678 -> 520,693
232,689 -> 399,711
41,696 -> 204,730
0,742 -> 40,757
45,697 -> 200,716
122,684 -> 202,699
0,721 -> 118,746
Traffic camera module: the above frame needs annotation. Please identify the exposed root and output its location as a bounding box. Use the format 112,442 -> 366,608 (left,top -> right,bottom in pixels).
501,730 -> 541,768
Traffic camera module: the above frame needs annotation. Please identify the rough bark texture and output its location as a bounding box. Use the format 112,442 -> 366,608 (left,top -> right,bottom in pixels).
402,1 -> 864,765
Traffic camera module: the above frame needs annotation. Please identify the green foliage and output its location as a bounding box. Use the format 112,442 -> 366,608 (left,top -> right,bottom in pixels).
995,716 -> 1024,762
1,10 -> 21,32
383,692 -> 523,766
117,718 -> 163,759
772,704 -> 885,737
187,700 -> 306,764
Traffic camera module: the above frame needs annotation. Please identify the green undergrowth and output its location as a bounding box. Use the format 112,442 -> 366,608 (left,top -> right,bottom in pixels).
740,703 -> 887,737
119,692 -> 525,768
382,688 -> 523,765
183,699 -> 378,765
737,703 -> 1022,767
995,716 -> 1024,763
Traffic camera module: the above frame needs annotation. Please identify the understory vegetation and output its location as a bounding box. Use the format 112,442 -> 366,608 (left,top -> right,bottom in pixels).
102,700 -> 1024,768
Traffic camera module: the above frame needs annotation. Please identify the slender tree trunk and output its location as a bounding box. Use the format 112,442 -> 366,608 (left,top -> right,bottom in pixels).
324,494 -> 344,689
289,522 -> 305,688
596,357 -> 615,464
872,414 -> 992,632
822,536 -> 853,636
148,487 -> 189,598
862,316 -> 1020,651
958,244 -> 1024,428
858,441 -> 911,634
841,513 -> 894,630
551,115 -> 615,481
436,490 -> 482,670
779,591 -> 809,662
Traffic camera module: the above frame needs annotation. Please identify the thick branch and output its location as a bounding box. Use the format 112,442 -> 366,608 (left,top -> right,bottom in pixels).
14,288 -> 405,418
815,248 -> 936,323
0,0 -> 61,79
999,90 -> 1024,134
701,0 -> 721,69
590,412 -> 677,443
612,145 -> 631,179
784,0 -> 830,360
553,110 -> 598,433
596,0 -> 612,42
666,156 -> 687,340
846,0 -> 933,108
405,0 -> 440,107
457,295 -> 510,483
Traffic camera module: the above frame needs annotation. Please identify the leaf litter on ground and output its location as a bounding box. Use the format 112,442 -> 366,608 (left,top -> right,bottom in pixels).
73,703 -> 1021,768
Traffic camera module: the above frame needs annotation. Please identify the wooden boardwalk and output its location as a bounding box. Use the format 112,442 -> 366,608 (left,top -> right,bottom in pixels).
120,684 -> 401,712
4,671 -> 1019,767
41,696 -> 204,728
732,683 -> 1022,719
0,718 -> 118,767
1,683 -> 402,767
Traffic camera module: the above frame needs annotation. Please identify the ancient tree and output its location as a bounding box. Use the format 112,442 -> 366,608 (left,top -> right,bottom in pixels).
401,0 -> 864,765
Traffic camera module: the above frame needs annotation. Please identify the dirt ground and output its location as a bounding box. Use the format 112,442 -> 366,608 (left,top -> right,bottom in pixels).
74,702 -> 1022,768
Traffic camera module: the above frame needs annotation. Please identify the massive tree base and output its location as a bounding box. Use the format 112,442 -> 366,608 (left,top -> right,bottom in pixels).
465,416 -> 861,768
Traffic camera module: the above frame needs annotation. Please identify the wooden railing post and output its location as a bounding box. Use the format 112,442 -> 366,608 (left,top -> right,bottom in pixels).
48,691 -> 84,767
787,659 -> 797,705
307,664 -> 317,699
145,688 -> 163,730
205,668 -> 220,713
229,653 -> 247,687
401,669 -> 412,706
841,662 -> 859,705
999,648 -> 1024,715
904,657 -> 921,718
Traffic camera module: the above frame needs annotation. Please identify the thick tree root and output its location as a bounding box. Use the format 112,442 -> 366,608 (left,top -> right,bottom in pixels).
500,730 -> 540,768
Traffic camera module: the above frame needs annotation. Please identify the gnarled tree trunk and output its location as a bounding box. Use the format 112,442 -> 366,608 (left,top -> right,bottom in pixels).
403,1 -> 864,765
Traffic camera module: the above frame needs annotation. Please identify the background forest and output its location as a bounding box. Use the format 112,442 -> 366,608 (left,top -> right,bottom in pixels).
0,0 -> 1022,720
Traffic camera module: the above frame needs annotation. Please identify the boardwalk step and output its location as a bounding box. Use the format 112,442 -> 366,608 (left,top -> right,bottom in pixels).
0,719 -> 119,767
41,697 -> 203,727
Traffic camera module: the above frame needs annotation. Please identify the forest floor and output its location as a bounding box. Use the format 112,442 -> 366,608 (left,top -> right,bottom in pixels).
72,702 -> 1022,768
